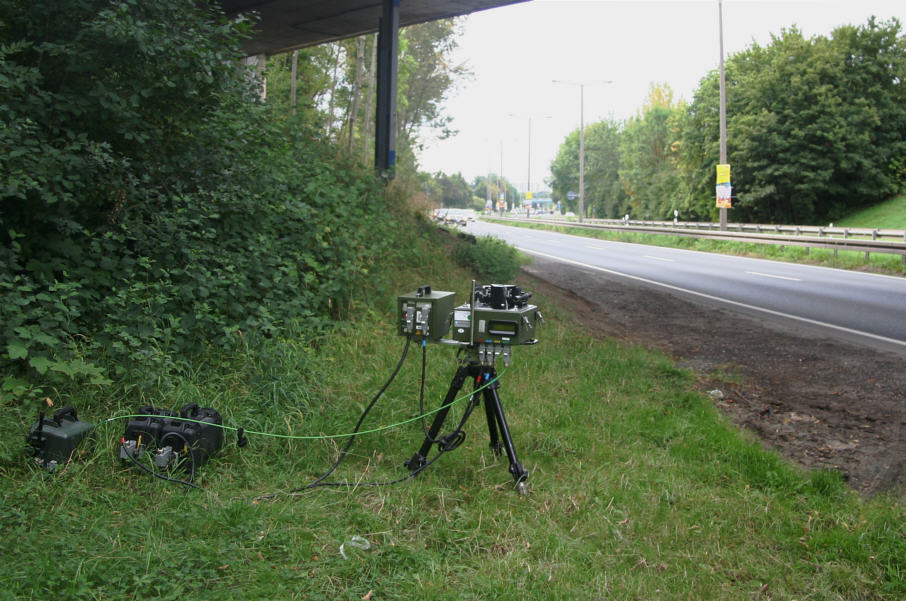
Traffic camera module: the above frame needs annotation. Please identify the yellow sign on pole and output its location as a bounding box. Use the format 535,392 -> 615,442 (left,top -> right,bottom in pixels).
716,164 -> 731,184
525,191 -> 534,200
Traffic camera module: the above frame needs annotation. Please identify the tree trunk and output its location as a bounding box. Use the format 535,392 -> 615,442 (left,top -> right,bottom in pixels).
325,44 -> 342,138
347,36 -> 366,153
290,49 -> 298,115
361,34 -> 378,165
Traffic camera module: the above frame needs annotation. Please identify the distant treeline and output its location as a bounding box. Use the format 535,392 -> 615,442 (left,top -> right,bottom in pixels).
549,18 -> 906,225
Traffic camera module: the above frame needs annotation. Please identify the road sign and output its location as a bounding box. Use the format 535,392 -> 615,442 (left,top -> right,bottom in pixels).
566,191 -> 577,201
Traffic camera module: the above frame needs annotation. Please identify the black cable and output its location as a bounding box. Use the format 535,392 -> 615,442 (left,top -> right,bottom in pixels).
294,336 -> 412,492
122,442 -> 201,491
303,374 -> 484,493
160,431 -> 198,488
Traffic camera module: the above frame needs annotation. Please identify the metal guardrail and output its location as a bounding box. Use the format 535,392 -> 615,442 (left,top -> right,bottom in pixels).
490,216 -> 906,264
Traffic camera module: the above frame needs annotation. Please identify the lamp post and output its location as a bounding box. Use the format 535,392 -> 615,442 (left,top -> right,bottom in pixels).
718,0 -> 728,230
508,113 -> 551,210
553,80 -> 612,222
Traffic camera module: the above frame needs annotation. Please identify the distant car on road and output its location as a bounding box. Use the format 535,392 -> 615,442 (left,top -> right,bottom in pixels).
444,209 -> 468,226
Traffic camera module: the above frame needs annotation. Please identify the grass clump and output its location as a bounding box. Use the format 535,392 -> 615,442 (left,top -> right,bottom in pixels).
2,223 -> 903,600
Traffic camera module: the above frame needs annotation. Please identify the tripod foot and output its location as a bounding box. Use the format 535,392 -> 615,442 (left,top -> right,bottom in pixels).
404,453 -> 427,473
516,480 -> 528,496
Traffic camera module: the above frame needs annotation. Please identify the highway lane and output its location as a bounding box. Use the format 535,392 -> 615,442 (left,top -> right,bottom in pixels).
467,220 -> 906,351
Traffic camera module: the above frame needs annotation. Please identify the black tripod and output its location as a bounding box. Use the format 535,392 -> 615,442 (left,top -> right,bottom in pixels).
405,348 -> 529,494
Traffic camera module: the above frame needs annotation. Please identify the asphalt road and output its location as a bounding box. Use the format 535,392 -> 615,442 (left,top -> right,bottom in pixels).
467,220 -> 906,354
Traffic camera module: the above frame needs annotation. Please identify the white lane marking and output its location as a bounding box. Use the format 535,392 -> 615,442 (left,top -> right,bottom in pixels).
746,271 -> 801,282
518,247 -> 906,349
644,255 -> 675,262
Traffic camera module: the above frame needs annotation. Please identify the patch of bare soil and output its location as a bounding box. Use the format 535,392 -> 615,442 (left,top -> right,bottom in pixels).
521,257 -> 906,495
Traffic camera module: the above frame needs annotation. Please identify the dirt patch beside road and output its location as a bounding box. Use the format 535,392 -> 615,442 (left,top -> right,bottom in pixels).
521,257 -> 906,495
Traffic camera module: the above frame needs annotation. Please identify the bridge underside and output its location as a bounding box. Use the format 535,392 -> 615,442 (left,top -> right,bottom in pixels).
218,0 -> 527,56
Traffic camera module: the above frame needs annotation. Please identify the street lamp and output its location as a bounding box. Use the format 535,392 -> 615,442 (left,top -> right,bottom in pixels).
553,80 -> 613,222
718,0 -> 728,230
507,113 -> 552,208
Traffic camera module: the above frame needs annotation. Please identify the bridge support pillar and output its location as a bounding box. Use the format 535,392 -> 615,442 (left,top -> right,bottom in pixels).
374,0 -> 399,178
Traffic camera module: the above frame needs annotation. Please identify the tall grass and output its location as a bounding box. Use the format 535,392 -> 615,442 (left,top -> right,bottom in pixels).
1,224 -> 903,600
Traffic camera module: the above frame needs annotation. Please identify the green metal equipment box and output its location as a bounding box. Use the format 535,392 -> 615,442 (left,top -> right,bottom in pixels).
397,286 -> 456,341
449,302 -> 541,346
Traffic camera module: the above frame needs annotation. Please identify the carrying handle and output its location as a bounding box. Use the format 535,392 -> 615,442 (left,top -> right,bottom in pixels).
52,406 -> 78,424
180,403 -> 200,418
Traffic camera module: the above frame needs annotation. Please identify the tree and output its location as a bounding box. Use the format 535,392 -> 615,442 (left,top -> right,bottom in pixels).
582,121 -> 628,218
262,19 -> 468,176
435,172 -> 473,208
471,174 -> 519,211
395,19 -> 471,175
680,20 -> 906,224
549,122 -> 627,218
619,84 -> 684,219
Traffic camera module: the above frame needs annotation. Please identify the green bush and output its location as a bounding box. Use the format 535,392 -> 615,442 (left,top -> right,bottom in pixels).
0,0 -> 391,394
453,234 -> 521,282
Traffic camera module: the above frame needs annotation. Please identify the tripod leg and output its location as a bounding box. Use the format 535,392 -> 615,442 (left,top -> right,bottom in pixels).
405,364 -> 468,473
480,373 -> 503,456
482,377 -> 529,493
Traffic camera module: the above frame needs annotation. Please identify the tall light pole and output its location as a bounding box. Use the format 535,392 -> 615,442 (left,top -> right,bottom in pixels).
718,0 -> 728,230
527,116 -> 533,198
553,80 -> 612,222
508,113 -> 551,209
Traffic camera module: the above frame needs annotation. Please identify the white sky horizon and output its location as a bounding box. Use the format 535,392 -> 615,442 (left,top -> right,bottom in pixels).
415,0 -> 905,193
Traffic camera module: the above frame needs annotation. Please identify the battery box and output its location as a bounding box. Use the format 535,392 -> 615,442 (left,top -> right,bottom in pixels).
397,285 -> 455,341
120,403 -> 223,470
26,406 -> 95,468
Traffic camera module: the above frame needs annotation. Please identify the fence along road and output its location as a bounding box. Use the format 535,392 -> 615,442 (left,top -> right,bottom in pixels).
467,220 -> 906,355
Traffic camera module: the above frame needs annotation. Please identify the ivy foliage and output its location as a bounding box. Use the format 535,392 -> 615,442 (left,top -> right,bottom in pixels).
0,0 -> 388,394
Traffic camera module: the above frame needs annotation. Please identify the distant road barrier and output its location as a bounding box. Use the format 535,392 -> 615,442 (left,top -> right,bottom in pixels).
487,216 -> 906,264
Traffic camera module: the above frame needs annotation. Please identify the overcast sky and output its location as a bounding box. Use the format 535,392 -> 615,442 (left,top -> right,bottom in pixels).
415,0 -> 905,192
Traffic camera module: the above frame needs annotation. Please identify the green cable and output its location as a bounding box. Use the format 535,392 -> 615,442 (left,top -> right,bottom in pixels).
102,368 -> 506,441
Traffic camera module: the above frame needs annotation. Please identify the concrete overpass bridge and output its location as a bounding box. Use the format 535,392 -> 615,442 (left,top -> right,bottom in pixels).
217,1 -> 529,175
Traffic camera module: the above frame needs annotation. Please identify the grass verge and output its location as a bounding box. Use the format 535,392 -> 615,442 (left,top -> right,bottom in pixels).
1,225 -> 903,600
485,218 -> 906,276
836,194 -> 906,230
